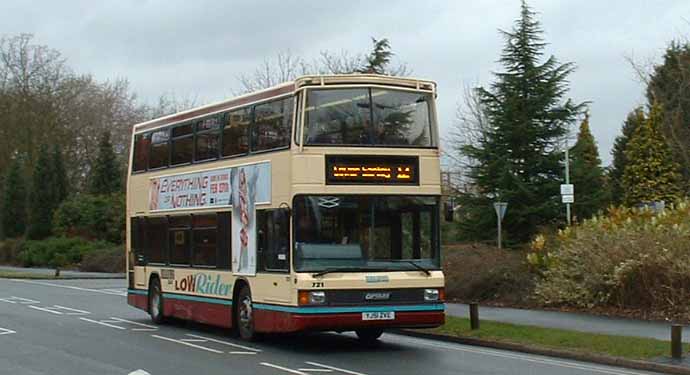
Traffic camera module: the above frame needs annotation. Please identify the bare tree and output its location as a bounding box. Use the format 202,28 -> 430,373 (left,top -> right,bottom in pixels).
236,39 -> 412,92
445,83 -> 491,192
236,50 -> 311,94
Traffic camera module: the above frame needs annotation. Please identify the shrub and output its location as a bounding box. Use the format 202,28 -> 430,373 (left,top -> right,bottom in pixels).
53,193 -> 125,244
0,239 -> 24,265
79,246 -> 124,273
444,243 -> 535,304
534,200 -> 690,317
18,237 -> 115,268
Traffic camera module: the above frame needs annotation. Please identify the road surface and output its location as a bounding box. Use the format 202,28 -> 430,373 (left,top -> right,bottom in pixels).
0,278 -> 661,375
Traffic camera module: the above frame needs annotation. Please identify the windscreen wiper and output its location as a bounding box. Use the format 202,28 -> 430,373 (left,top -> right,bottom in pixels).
392,260 -> 431,276
312,267 -> 386,278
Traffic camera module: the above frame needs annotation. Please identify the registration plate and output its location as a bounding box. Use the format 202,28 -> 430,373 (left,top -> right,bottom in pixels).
362,311 -> 395,321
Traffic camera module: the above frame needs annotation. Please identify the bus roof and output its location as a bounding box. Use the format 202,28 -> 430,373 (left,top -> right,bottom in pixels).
132,74 -> 436,134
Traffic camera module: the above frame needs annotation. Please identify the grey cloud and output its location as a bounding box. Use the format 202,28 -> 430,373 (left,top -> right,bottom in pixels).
4,0 -> 690,165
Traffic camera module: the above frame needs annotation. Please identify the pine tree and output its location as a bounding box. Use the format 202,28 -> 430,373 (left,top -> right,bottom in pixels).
27,145 -> 54,240
610,107 -> 645,204
569,114 -> 608,220
1,158 -> 27,238
88,131 -> 122,195
646,41 -> 690,192
458,0 -> 584,242
622,103 -> 681,205
359,38 -> 393,74
51,144 -> 68,208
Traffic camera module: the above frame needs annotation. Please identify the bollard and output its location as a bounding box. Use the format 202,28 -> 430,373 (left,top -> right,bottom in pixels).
672,324 -> 683,360
469,302 -> 479,330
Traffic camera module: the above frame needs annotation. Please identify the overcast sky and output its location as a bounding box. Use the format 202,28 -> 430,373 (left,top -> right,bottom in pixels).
3,1 -> 689,166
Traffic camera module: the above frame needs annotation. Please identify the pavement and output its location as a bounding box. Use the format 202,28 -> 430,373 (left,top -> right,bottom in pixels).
446,303 -> 689,342
0,265 -> 125,279
0,278 -> 662,375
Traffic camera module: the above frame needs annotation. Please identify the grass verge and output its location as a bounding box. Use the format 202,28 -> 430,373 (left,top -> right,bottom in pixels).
0,270 -> 57,279
423,315 -> 687,360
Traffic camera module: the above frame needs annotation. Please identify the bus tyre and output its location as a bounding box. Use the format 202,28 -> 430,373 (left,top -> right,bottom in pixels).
355,329 -> 383,343
149,278 -> 165,324
236,286 -> 258,341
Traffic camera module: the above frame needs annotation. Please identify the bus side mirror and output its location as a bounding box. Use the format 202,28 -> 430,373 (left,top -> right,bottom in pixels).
444,202 -> 454,222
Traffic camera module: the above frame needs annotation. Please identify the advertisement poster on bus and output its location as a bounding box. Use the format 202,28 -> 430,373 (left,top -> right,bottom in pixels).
231,163 -> 271,276
148,168 -> 232,211
148,162 -> 270,213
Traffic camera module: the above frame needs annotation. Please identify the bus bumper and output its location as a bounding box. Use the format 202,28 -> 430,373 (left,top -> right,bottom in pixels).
254,308 -> 445,333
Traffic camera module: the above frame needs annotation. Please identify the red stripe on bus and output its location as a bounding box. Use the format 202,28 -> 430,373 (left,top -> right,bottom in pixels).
254,309 -> 444,333
163,298 -> 233,328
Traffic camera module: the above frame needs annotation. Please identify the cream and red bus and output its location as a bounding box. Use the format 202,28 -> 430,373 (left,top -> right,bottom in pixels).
126,74 -> 445,342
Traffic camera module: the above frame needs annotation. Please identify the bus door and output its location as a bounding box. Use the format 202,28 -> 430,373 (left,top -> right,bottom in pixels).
254,209 -> 292,303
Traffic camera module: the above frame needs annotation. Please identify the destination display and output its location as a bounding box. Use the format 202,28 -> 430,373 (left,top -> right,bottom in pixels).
325,155 -> 419,185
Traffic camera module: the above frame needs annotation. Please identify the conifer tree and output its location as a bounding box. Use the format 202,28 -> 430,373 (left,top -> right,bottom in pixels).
88,131 -> 122,195
359,38 -> 393,74
610,107 -> 645,204
622,103 -> 681,205
51,144 -> 68,209
1,158 -> 27,238
646,41 -> 690,191
458,0 -> 584,242
27,145 -> 54,239
569,114 -> 608,220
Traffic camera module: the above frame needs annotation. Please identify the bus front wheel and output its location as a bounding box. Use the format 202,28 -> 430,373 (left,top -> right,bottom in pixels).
149,277 -> 165,324
355,329 -> 383,343
236,286 -> 258,341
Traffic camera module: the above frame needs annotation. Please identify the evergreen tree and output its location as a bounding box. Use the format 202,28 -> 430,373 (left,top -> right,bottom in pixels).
27,145 -> 54,240
569,114 -> 608,220
458,1 -> 584,242
622,103 -> 681,205
610,107 -> 645,204
646,41 -> 690,192
88,131 -> 122,195
51,144 -> 68,208
359,38 -> 393,74
1,158 -> 27,238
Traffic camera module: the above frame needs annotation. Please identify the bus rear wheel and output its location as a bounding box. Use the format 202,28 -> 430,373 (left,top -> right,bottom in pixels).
355,329 -> 383,343
236,286 -> 258,341
149,277 -> 165,324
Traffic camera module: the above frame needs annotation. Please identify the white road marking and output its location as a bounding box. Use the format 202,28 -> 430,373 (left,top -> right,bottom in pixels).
0,327 -> 16,335
260,362 -> 310,375
394,335 -> 650,375
10,279 -> 126,296
52,305 -> 90,315
79,317 -> 126,330
229,351 -> 258,355
305,362 -> 367,375
180,338 -> 207,343
28,305 -> 63,315
297,369 -> 333,373
27,304 -> 90,315
109,317 -> 157,331
184,333 -> 261,352
99,288 -> 127,294
0,296 -> 40,304
151,334 -> 223,353
128,370 -> 150,375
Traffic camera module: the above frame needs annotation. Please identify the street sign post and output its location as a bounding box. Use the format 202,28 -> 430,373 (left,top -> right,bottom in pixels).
493,202 -> 508,249
560,183 -> 574,225
560,184 -> 574,196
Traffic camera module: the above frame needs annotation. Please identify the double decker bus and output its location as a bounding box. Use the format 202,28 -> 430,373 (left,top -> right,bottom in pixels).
126,74 -> 445,342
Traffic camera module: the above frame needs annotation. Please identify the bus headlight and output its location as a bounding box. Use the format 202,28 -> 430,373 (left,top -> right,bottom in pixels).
309,291 -> 326,304
424,288 -> 444,302
299,290 -> 326,305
